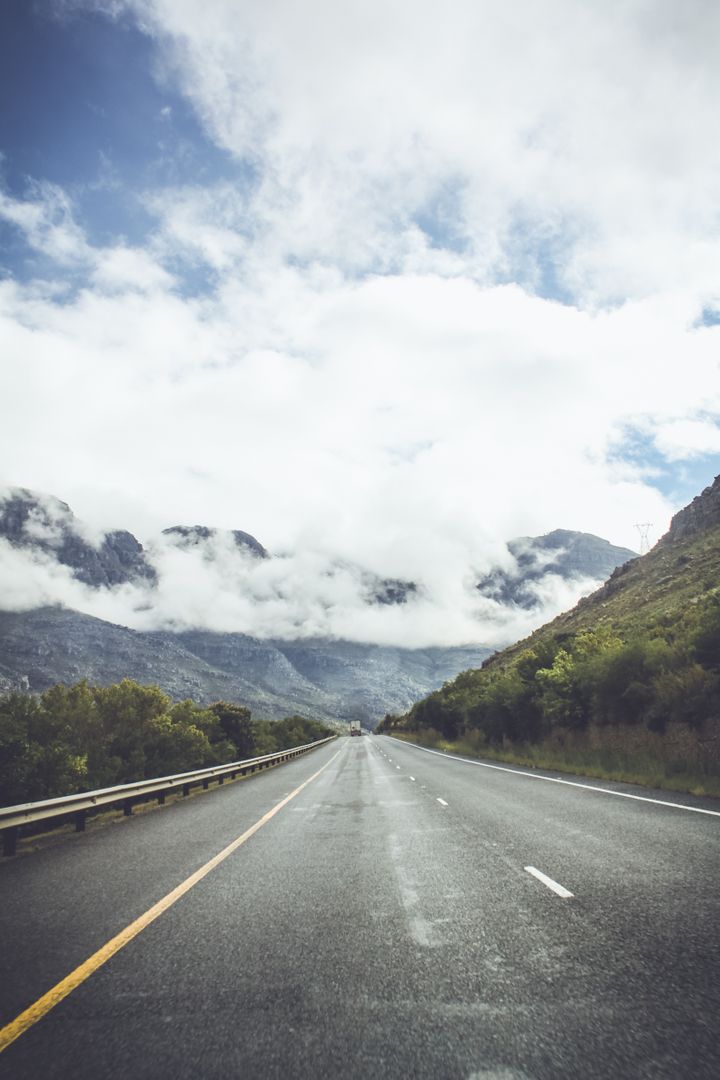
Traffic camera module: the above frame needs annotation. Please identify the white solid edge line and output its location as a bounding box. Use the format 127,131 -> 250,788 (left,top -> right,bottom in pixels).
525,865 -> 574,899
392,739 -> 720,818
437,797 -> 449,806
410,776 -> 415,781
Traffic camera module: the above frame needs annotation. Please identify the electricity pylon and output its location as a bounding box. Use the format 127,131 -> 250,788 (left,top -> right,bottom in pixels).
634,523 -> 653,555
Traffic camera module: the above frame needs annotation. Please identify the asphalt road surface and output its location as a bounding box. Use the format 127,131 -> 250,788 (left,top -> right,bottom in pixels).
1,734 -> 719,1079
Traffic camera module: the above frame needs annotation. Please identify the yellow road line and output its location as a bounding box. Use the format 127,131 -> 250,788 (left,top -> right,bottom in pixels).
0,747 -> 341,1055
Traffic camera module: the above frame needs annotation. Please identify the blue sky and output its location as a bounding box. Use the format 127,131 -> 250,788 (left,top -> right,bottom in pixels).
0,1 -> 248,276
0,0 -> 719,643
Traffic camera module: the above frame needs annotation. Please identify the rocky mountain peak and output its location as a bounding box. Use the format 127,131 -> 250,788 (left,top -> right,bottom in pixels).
162,525 -> 268,559
477,529 -> 637,608
0,487 -> 155,588
665,475 -> 720,542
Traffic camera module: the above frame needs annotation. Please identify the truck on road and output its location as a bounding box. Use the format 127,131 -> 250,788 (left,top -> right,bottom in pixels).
349,720 -> 362,737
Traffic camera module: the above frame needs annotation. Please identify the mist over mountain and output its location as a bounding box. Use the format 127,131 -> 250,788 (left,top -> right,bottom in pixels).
0,487 -> 636,641
162,525 -> 268,560
0,486 -> 637,721
0,488 -> 156,588
477,530 -> 638,608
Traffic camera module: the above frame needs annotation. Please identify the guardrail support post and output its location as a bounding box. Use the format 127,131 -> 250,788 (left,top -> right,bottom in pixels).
218,776 -> 224,785
74,810 -> 86,833
158,792 -> 165,805
3,827 -> 18,857
202,779 -> 209,790
123,798 -> 133,816
182,783 -> 190,797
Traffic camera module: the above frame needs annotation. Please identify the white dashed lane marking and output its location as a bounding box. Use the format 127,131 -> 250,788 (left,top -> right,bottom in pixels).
524,865 -> 574,899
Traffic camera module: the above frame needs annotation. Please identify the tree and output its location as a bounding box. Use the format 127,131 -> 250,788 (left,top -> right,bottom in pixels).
0,692 -> 87,804
208,701 -> 255,757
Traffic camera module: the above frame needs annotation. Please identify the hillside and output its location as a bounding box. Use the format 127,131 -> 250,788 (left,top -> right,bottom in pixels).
380,476 -> 720,795
485,478 -> 720,666
0,608 -> 491,724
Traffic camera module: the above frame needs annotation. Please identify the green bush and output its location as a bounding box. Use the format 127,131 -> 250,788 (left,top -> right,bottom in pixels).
0,680 -> 333,805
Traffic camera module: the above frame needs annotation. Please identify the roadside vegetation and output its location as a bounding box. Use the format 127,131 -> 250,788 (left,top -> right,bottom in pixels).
379,521 -> 720,797
0,679 -> 333,806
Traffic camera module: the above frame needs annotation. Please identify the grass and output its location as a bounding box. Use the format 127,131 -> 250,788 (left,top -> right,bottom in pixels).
388,729 -> 720,799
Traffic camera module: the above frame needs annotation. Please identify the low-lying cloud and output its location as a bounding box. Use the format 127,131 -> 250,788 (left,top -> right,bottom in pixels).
0,510 -> 616,649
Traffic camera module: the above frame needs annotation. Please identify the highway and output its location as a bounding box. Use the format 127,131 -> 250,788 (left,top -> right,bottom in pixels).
1,734 -> 718,1079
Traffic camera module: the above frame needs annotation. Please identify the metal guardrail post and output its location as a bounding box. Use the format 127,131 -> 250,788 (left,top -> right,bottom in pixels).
3,827 -> 18,857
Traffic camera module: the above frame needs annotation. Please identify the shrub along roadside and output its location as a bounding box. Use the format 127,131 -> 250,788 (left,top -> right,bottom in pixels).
378,591 -> 720,798
386,727 -> 720,798
0,679 -> 333,806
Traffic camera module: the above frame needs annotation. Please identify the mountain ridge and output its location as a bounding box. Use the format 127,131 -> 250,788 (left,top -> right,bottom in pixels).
0,607 -> 492,723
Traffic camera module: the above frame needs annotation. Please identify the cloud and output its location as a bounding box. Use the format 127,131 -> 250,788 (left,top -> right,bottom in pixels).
0,182 -> 91,266
96,0 -> 720,302
0,539 -> 93,614
652,418 -> 720,462
0,229 -> 710,567
0,522 -> 617,649
1,1 -> 719,649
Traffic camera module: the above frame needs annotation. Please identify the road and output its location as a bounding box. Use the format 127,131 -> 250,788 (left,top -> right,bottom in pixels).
1,734 -> 718,1079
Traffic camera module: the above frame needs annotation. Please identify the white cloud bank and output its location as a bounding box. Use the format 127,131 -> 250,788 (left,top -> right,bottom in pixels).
1,0 -> 719,646
0,518 -> 612,649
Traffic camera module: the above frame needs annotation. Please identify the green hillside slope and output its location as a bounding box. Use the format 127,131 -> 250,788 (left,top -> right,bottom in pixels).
379,477 -> 720,795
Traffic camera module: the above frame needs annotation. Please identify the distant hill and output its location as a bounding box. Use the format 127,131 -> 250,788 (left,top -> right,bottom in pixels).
380,477 -> 720,794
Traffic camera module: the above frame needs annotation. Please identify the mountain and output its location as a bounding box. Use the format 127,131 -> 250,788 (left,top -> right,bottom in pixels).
162,525 -> 268,559
0,609 -> 491,723
0,488 -> 155,587
0,486 -> 639,723
0,608 -> 353,721
0,489 -> 635,607
381,476 -> 720,792
476,529 -> 637,607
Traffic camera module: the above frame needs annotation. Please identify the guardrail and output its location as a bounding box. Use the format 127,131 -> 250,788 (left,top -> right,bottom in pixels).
0,735 -> 337,856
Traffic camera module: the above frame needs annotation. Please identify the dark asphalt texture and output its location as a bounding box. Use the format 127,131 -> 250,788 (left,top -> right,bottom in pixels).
1,735 -> 718,1079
